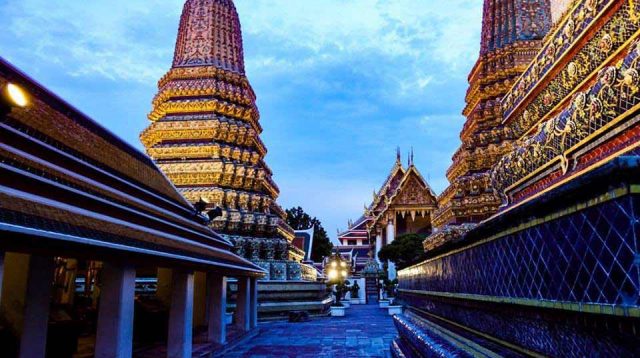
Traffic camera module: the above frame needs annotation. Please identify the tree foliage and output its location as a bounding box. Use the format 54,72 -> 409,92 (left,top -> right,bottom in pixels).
285,206 -> 333,262
378,233 -> 427,270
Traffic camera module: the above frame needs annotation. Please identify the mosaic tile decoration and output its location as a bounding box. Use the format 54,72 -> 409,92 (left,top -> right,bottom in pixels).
286,262 -> 302,280
400,293 -> 639,357
391,312 -> 467,357
269,261 -> 287,281
400,195 -> 640,309
398,179 -> 640,356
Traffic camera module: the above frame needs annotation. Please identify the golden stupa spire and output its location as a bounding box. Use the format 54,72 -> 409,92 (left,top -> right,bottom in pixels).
141,0 -> 294,251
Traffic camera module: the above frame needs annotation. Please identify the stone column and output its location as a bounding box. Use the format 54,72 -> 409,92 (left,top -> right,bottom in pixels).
234,277 -> 250,332
156,267 -> 172,306
95,262 -> 136,358
207,275 -> 227,344
192,271 -> 207,328
249,277 -> 258,329
19,255 -> 55,358
375,232 -> 383,263
386,219 -> 396,280
168,270 -> 194,358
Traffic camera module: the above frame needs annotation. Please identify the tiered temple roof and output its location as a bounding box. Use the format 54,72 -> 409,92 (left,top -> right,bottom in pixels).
365,152 -> 438,233
432,0 -> 553,229
0,57 -> 263,276
337,215 -> 370,246
141,0 -> 298,263
338,151 -> 438,273
366,155 -> 437,239
336,215 -> 371,273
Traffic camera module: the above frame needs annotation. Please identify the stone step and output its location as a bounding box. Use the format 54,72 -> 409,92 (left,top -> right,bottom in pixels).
391,310 -> 509,358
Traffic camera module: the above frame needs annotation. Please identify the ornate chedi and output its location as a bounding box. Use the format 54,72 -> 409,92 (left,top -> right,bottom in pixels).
141,0 -> 308,280
393,1 -> 640,356
431,0 -> 553,234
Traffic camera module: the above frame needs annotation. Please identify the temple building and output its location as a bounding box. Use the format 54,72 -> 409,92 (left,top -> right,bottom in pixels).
292,227 -> 315,262
367,151 -> 437,280
0,58 -> 262,357
335,215 -> 371,274
393,0 -> 640,356
141,0 -> 329,318
337,151 -> 437,280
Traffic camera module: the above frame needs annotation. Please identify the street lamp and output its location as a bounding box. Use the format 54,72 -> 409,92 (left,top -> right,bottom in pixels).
326,255 -> 348,283
325,254 -> 350,306
1,82 -> 29,117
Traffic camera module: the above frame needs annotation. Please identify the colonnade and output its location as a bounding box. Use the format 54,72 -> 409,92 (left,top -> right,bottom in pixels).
0,250 -> 259,358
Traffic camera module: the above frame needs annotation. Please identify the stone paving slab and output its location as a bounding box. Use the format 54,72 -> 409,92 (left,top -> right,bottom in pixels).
221,304 -> 397,358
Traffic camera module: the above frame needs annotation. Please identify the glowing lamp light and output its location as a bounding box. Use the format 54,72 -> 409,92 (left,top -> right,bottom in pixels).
341,270 -> 347,277
6,83 -> 28,107
328,269 -> 337,280
331,261 -> 337,268
340,261 -> 346,267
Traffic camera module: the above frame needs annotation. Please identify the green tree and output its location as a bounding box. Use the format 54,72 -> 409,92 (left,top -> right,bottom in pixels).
285,206 -> 333,262
378,233 -> 427,270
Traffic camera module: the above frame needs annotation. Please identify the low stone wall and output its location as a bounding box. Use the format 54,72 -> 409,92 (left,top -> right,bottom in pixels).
253,260 -> 318,281
236,281 -> 331,320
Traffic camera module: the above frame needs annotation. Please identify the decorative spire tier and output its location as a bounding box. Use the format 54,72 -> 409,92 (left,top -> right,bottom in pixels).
480,0 -> 553,55
173,0 -> 245,73
141,0 -> 298,263
431,0 -> 552,228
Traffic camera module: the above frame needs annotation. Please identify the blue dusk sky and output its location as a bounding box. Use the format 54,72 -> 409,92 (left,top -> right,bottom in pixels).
0,0 -> 482,243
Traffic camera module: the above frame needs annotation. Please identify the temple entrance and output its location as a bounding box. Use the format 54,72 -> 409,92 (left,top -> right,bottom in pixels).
365,276 -> 379,304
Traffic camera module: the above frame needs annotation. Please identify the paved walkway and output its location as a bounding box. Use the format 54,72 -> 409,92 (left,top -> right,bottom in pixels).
222,304 -> 397,358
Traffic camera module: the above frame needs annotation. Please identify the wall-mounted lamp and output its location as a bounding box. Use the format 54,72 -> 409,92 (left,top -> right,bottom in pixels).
1,82 -> 30,117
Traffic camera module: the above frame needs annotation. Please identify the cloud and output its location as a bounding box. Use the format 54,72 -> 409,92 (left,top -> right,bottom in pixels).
1,0 -> 181,83
0,0 -> 482,239
237,0 -> 481,69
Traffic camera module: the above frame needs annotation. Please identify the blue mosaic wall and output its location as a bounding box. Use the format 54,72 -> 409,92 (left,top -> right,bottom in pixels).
399,195 -> 640,308
400,293 -> 639,356
397,181 -> 640,356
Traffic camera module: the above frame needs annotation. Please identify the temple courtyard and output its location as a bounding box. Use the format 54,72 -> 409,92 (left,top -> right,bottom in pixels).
2,0 -> 640,357
221,304 -> 396,358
